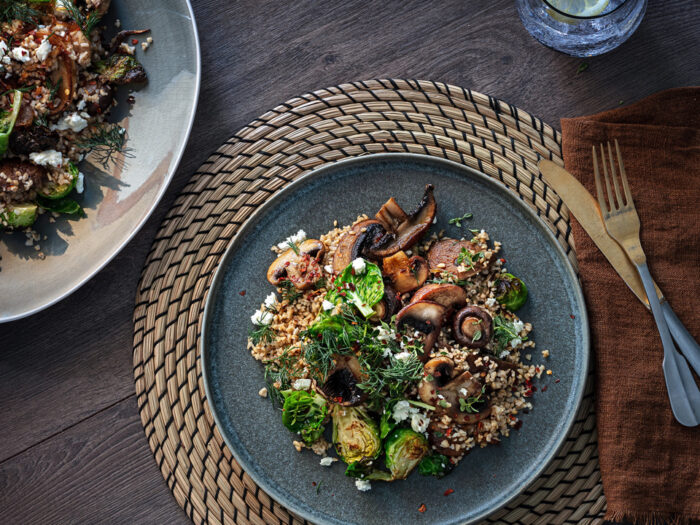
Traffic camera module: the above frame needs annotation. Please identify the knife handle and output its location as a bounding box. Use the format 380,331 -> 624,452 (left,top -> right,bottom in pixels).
663,301 -> 700,378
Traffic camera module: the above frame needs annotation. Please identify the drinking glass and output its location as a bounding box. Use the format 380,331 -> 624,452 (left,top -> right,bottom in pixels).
516,0 -> 647,57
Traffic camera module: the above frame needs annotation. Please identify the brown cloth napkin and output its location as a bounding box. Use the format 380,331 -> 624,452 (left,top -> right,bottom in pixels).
561,87 -> 700,525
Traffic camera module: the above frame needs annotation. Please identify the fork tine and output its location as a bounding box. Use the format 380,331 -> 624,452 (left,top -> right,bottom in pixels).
607,142 -> 623,209
592,146 -> 608,213
615,139 -> 634,207
600,143 -> 616,211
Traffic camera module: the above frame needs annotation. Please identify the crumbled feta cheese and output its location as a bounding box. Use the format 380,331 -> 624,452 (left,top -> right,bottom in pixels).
355,479 -> 371,491
382,348 -> 393,358
292,378 -> 312,391
258,387 -> 268,398
10,46 -> 30,63
29,150 -> 63,168
35,38 -> 52,62
376,325 -> 395,342
52,112 -> 88,132
263,293 -> 278,309
250,310 -> 273,326
277,229 -> 306,250
393,351 -> 411,361
75,171 -> 85,194
119,42 -> 135,55
391,400 -> 418,423
322,300 -> 335,311
485,297 -> 497,307
320,457 -> 336,467
513,319 -> 525,334
411,413 -> 430,433
351,257 -> 366,274
76,99 -> 86,111
459,388 -> 467,397
324,264 -> 333,275
115,18 -> 121,28
510,337 -> 522,348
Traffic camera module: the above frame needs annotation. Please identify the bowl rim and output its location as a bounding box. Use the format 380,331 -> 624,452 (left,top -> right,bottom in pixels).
2,0 -> 202,323
200,152 -> 590,525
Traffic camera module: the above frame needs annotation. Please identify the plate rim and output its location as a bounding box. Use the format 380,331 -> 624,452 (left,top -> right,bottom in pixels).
200,152 -> 590,525
1,0 -> 202,323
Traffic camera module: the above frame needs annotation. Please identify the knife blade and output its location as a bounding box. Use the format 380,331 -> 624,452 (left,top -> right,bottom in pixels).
538,159 -> 700,377
538,159 -> 658,307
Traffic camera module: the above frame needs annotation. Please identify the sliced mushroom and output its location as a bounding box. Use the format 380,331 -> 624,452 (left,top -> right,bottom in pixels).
419,357 -> 489,425
382,251 -> 429,294
453,306 -> 492,348
267,239 -> 326,290
49,54 -> 77,116
395,300 -> 446,361
371,284 -> 401,323
316,355 -> 366,406
13,96 -> 34,128
332,219 -> 385,273
367,185 -> 437,258
427,239 -> 493,280
409,283 -> 467,313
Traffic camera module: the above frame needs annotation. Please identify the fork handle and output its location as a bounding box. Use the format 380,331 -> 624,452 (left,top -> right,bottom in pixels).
636,262 -> 699,426
663,301 -> 700,377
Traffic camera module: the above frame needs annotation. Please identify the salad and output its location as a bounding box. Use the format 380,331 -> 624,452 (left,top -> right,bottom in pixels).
248,185 -> 547,491
0,0 -> 148,235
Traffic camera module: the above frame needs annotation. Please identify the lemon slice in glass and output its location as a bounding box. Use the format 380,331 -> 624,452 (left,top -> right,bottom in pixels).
548,0 -> 610,17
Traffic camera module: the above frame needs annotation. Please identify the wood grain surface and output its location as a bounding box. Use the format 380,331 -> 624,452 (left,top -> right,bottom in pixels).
1,1 -> 698,523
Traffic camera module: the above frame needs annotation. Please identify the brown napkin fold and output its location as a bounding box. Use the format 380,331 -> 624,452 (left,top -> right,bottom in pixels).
561,87 -> 700,524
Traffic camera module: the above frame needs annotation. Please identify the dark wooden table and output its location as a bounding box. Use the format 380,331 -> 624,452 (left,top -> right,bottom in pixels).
1,1 -> 698,523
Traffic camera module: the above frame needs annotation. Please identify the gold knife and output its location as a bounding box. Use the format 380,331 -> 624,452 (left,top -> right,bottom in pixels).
538,159 -> 700,375
538,159 -> 658,306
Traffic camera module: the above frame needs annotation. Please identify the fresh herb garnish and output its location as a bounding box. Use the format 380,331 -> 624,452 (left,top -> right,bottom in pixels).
60,0 -> 101,36
0,0 -> 42,25
448,212 -> 473,228
472,330 -> 482,342
316,481 -> 322,494
263,347 -> 298,405
249,323 -> 276,345
493,315 -> 526,353
455,247 -> 484,271
577,62 -> 589,74
278,279 -> 302,303
286,240 -> 300,255
46,77 -> 62,102
427,271 -> 471,287
76,124 -> 131,169
459,386 -> 486,413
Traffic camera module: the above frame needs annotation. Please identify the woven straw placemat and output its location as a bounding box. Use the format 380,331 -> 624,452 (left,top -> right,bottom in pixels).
133,78 -> 605,525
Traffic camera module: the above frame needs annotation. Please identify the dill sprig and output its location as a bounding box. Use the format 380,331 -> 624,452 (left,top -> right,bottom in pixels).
76,124 -> 132,169
278,279 -> 302,303
59,0 -> 101,36
0,0 -> 42,25
249,323 -> 276,345
286,241 -> 300,255
263,347 -> 299,405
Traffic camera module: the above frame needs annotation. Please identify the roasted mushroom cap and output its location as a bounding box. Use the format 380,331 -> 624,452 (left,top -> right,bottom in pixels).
395,300 -> 446,361
419,357 -> 489,425
49,54 -> 77,115
267,239 -> 326,290
371,284 -> 401,323
367,185 -> 437,258
382,251 -> 429,294
332,219 -> 386,273
409,283 -> 467,312
453,306 -> 493,348
317,355 -> 366,406
427,239 -> 493,279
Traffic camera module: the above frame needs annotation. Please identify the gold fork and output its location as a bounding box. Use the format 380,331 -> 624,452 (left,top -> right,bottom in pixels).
593,140 -> 700,426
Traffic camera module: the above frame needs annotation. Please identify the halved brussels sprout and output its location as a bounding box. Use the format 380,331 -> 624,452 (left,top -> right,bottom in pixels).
38,163 -> 79,200
331,405 -> 381,464
384,428 -> 429,480
281,390 -> 328,446
1,203 -> 38,228
96,54 -> 147,85
495,273 -> 528,311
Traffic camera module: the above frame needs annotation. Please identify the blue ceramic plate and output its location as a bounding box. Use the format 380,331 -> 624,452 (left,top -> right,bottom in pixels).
201,154 -> 589,525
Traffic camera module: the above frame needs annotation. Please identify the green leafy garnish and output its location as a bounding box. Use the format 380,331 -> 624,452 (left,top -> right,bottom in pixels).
455,247 -> 484,271
278,279 -> 302,303
0,0 -> 42,25
76,124 -> 131,169
459,386 -> 486,413
37,195 -> 83,215
577,62 -> 589,74
286,240 -> 300,255
418,454 -> 453,478
0,90 -> 23,158
249,323 -> 276,345
60,0 -> 101,36
325,259 -> 384,318
493,315 -> 526,353
448,212 -> 473,228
